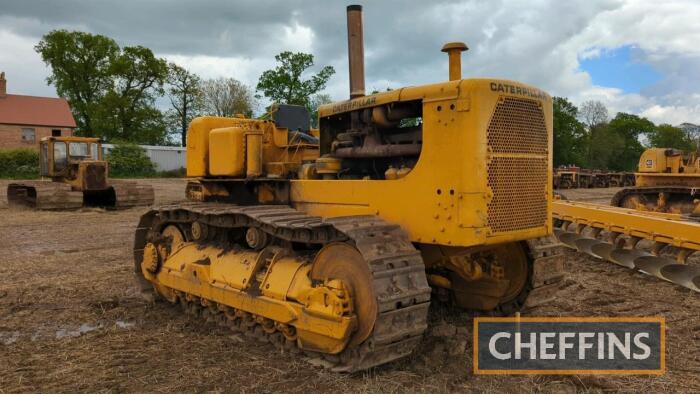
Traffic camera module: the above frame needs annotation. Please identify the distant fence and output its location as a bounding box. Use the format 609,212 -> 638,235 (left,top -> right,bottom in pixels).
102,144 -> 186,172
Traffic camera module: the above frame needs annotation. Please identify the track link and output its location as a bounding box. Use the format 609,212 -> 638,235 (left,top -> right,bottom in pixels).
134,203 -> 431,372
7,181 -> 82,210
7,180 -> 153,210
521,235 -> 566,310
110,181 -> 155,208
611,186 -> 700,213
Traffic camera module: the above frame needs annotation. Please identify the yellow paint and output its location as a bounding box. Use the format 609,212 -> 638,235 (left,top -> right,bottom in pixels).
291,79 -> 553,247
187,117 -> 243,176
553,200 -> 700,250
194,79 -> 553,247
145,242 -> 355,353
636,148 -> 700,186
171,78 -> 554,347
246,131 -> 264,177
208,127 -> 246,176
187,115 -> 319,179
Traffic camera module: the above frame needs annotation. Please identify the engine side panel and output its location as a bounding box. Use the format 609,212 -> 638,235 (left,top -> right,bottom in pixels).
290,79 -> 553,248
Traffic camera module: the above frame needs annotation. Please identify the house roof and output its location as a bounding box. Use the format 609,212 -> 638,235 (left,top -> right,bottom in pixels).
0,94 -> 77,128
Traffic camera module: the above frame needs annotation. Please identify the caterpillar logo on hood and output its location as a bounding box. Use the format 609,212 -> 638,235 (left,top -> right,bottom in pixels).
490,82 -> 549,101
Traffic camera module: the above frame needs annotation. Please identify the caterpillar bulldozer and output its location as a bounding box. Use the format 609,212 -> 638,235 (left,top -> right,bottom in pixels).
133,5 -> 565,372
611,148 -> 700,213
132,5 -> 698,372
7,136 -> 154,210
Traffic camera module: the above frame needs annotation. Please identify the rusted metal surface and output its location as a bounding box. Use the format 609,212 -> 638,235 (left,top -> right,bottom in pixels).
611,186 -> 698,214
83,163 -> 108,191
346,5 -> 365,98
333,143 -> 421,158
111,181 -> 155,208
7,179 -> 152,211
7,181 -> 82,210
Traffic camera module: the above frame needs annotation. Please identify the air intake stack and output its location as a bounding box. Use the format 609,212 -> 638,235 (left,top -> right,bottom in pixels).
346,5 -> 365,98
441,42 -> 468,81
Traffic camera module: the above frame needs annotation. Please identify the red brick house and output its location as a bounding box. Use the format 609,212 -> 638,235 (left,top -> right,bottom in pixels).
0,72 -> 77,149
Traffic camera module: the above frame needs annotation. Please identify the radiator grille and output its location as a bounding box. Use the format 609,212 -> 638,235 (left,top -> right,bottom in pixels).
486,97 -> 548,233
84,163 -> 107,190
487,97 -> 547,154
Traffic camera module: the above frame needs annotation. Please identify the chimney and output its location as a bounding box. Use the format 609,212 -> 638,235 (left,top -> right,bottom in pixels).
346,5 -> 365,99
0,72 -> 6,98
441,42 -> 468,81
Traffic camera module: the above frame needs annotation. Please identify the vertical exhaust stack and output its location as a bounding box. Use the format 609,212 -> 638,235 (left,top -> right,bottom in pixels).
441,42 -> 468,81
347,5 -> 365,99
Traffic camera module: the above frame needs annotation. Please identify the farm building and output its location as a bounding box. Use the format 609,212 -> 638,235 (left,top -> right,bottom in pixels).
0,72 -> 76,149
102,144 -> 186,172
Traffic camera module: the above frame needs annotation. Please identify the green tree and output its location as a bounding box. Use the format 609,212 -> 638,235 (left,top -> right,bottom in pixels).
106,142 -> 155,177
648,124 -> 694,151
36,31 -> 169,144
587,123 -> 624,170
167,63 -> 203,146
552,97 -> 587,166
256,52 -> 335,108
101,46 -> 168,143
607,113 -> 656,170
0,149 -> 39,179
35,30 -> 119,135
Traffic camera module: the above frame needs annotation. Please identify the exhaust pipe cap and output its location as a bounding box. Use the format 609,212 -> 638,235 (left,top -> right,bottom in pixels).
441,42 -> 468,53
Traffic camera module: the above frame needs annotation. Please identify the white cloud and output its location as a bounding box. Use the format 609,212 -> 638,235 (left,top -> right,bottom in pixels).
280,21 -> 314,54
0,28 -> 54,97
1,0 -> 699,124
561,0 -> 700,123
162,54 -> 271,85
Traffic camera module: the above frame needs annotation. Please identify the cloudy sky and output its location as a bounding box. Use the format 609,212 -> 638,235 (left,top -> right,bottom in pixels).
0,0 -> 698,125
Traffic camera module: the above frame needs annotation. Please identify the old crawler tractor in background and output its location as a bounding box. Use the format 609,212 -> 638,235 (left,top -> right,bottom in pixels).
7,136 -> 153,210
132,5 -> 698,372
612,147 -> 700,213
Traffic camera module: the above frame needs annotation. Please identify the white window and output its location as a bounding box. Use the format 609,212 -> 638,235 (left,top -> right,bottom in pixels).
54,141 -> 67,171
69,142 -> 89,157
21,128 -> 35,143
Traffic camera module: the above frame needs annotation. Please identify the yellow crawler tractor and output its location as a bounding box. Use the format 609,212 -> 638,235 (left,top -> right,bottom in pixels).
133,5 -> 565,371
611,147 -> 700,213
7,136 -> 154,210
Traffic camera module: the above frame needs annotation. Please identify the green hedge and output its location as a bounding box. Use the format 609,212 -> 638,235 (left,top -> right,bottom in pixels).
106,143 -> 156,178
0,149 -> 40,179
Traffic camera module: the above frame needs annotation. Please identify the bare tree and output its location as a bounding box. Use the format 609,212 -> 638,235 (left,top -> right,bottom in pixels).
167,63 -> 203,146
579,100 -> 609,129
308,93 -> 333,128
201,77 -> 256,118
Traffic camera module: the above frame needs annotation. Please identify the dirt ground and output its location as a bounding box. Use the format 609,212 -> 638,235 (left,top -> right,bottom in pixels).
0,180 -> 698,393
